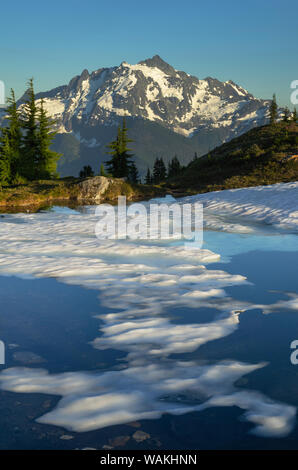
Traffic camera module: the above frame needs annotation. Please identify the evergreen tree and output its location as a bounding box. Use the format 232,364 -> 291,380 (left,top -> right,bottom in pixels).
128,161 -> 139,183
5,89 -> 22,180
21,78 -> 40,179
105,126 -> 122,177
159,158 -> 167,181
119,118 -> 133,155
99,163 -> 106,176
283,106 -> 290,122
79,165 -> 94,178
153,157 -> 167,184
118,117 -> 134,177
168,155 -> 181,178
0,129 -> 12,185
105,118 -> 134,178
269,93 -> 278,125
36,99 -> 60,178
145,168 -> 152,184
292,108 -> 297,122
0,80 -> 61,183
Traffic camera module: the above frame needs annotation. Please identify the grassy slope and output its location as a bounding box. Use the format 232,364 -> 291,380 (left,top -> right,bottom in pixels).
167,122 -> 298,193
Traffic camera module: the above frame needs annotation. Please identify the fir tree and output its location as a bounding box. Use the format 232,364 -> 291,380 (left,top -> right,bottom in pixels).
159,158 -> 167,181
0,129 -> 12,185
269,93 -> 278,125
145,168 -> 152,184
99,163 -> 106,176
128,161 -> 139,183
153,157 -> 167,184
105,126 -> 122,177
105,118 -> 134,178
168,155 -> 181,178
292,108 -> 297,122
283,106 -> 290,122
0,80 -> 61,182
79,165 -> 94,178
21,78 -> 40,179
5,89 -> 22,180
119,118 -> 133,155
36,99 -> 60,178
118,117 -> 134,177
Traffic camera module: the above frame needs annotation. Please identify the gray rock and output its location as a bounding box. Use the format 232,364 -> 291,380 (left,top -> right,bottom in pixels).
75,176 -> 111,203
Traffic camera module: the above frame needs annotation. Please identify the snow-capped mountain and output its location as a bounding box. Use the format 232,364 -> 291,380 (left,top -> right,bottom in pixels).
6,56 -> 275,176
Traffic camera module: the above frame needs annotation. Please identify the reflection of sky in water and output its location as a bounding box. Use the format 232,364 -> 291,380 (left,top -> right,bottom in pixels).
0,194 -> 297,446
203,231 -> 298,262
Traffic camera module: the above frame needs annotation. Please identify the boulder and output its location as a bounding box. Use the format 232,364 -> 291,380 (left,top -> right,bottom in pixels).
75,176 -> 112,203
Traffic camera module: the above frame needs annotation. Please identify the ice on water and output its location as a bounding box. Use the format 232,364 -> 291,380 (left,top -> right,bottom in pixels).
0,182 -> 297,436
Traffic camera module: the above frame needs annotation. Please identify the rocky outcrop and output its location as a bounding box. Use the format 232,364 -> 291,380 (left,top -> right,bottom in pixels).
0,176 -> 140,212
75,176 -> 112,202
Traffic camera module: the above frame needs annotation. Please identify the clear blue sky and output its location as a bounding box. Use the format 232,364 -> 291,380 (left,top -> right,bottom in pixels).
1,0 -> 297,107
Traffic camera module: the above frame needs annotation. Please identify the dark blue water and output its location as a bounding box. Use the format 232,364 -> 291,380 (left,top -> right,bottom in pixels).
0,247 -> 297,449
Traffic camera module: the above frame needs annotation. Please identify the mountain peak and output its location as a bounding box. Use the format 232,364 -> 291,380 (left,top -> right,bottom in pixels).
138,55 -> 176,75
8,58 -> 275,178
80,69 -> 89,79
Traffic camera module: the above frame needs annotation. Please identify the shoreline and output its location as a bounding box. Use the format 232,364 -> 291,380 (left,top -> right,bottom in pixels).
0,176 -> 167,213
1,175 -> 297,214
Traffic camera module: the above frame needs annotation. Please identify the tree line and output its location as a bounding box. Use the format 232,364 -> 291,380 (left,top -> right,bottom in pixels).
0,79 -> 60,185
79,118 -> 140,183
269,93 -> 297,124
83,118 -> 187,184
103,118 -> 187,184
145,155 -> 185,184
103,124 -> 187,185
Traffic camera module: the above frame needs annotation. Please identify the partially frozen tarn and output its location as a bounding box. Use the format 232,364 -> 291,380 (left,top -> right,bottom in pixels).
1,361 -> 295,437
182,182 -> 298,233
0,186 -> 296,436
